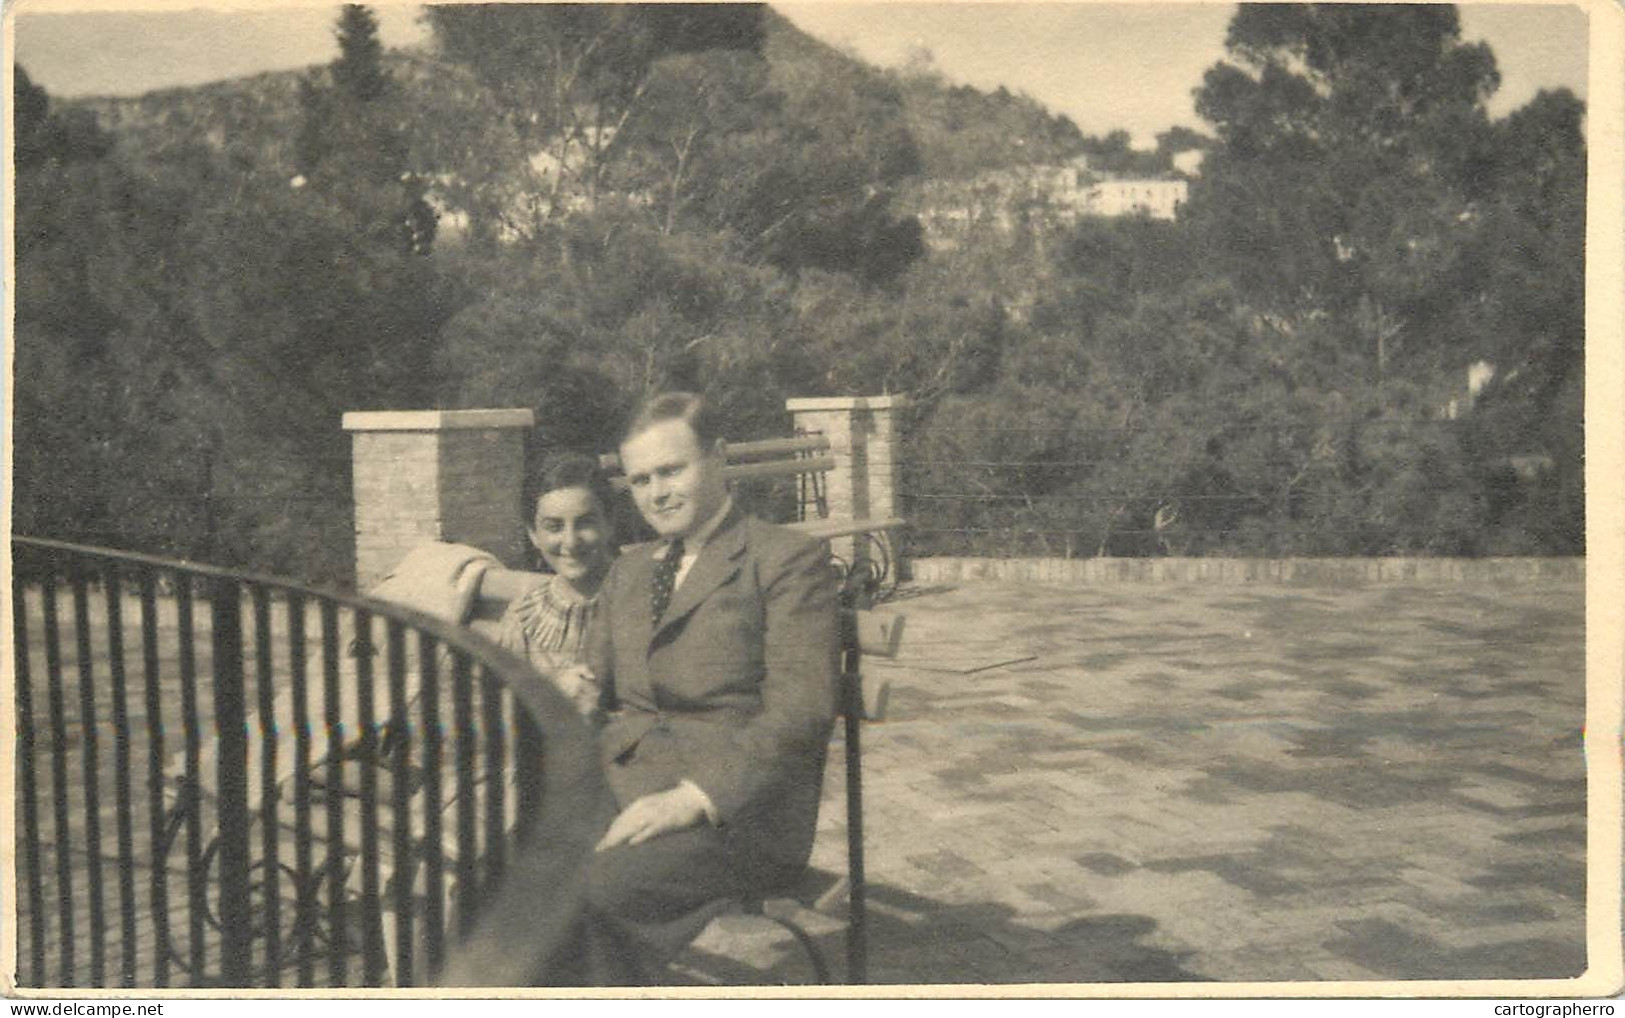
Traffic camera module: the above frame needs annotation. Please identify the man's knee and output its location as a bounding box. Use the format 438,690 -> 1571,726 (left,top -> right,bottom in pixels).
582,829 -> 730,919
583,845 -> 648,918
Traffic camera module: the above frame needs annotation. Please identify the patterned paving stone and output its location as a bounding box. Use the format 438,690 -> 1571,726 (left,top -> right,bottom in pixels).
648,577 -> 1597,985
793,577 -> 1589,986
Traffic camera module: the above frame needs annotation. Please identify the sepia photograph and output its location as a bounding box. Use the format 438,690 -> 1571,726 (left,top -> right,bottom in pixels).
5,0 -> 1620,997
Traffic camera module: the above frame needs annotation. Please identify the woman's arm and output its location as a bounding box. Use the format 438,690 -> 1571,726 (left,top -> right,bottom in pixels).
477,566 -> 548,607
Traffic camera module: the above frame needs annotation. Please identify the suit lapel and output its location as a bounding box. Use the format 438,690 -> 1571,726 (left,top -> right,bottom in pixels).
623,546 -> 658,648
652,509 -> 747,641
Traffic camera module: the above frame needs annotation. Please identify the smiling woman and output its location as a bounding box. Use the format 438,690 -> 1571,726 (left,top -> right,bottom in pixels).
493,451 -> 618,715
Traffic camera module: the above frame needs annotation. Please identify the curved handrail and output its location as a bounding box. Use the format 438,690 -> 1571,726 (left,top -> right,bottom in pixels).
15,536 -> 553,705
11,535 -> 611,989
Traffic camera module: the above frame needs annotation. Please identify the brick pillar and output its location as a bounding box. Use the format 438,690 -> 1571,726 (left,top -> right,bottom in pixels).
785,395 -> 908,573
343,409 -> 534,590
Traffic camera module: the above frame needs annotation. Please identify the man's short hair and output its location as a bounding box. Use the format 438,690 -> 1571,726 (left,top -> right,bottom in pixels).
620,391 -> 724,449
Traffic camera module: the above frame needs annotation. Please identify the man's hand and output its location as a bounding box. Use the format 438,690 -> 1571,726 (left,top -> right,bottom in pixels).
594,784 -> 709,852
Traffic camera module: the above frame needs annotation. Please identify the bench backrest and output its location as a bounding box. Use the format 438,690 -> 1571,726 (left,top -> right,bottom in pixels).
598,435 -> 835,485
599,435 -> 835,528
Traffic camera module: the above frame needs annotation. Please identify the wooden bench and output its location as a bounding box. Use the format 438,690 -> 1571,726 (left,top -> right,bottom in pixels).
470,559 -> 902,984
745,603 -> 901,985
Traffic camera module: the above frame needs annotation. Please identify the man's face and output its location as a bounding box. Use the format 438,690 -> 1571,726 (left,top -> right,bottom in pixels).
620,418 -> 729,541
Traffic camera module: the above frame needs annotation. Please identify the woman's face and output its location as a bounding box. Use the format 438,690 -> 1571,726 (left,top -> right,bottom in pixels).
528,486 -> 612,586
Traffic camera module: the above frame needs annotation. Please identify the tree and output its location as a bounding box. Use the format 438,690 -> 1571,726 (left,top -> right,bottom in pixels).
1187,4 -> 1501,376
424,4 -> 767,218
14,41 -> 469,579
296,4 -> 436,256
332,4 -> 387,101
614,49 -> 776,235
434,204 -> 804,459
691,45 -> 925,283
1154,125 -> 1211,169
1452,87 -> 1587,553
14,65 -> 51,168
14,64 -> 112,169
12,66 -> 130,548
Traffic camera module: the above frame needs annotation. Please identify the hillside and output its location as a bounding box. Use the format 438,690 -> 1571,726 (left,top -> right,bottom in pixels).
66,69 -> 310,179
59,6 -> 1092,197
892,66 -> 1085,178
760,7 -> 1084,177
18,3 -> 1582,580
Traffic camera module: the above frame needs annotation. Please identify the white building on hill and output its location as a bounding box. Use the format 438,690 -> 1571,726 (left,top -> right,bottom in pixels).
910,156 -> 1192,250
1080,178 -> 1188,220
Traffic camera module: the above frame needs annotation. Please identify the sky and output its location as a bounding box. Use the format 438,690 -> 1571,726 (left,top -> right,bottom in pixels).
11,2 -> 1592,148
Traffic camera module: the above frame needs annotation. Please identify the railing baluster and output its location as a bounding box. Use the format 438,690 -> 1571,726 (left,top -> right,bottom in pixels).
287,593 -> 314,988
138,570 -> 170,988
452,650 -> 477,939
843,665 -> 868,985
386,620 -> 414,986
103,565 -> 139,987
10,538 -> 588,991
418,633 -> 445,980
354,608 -> 384,986
320,601 -> 345,988
176,575 -> 206,980
71,559 -> 107,985
252,586 -> 280,984
14,563 -> 46,986
42,568 -> 75,986
210,578 -> 252,986
481,668 -> 507,893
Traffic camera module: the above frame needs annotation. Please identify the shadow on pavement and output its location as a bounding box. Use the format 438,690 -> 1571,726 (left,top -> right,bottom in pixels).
671,879 -> 1213,986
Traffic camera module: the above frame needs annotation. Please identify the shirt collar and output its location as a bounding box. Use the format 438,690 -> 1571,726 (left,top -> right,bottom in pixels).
660,495 -> 734,559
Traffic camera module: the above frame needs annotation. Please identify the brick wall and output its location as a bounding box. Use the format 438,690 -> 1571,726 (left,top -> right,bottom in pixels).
787,395 -> 907,567
344,409 -> 533,590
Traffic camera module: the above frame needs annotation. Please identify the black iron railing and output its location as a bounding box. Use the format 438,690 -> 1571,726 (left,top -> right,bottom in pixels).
11,537 -> 602,989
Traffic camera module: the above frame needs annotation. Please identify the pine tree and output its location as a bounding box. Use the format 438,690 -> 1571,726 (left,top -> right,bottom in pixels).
295,4 -> 436,255
332,4 -> 387,102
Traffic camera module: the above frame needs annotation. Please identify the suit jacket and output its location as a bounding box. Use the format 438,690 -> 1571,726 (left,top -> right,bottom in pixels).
588,507 -> 841,871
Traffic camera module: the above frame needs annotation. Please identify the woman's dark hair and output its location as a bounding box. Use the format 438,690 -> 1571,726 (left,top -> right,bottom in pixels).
522,450 -> 618,529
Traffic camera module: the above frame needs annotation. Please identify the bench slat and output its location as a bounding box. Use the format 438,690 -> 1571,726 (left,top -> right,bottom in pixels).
720,436 -> 831,460
599,436 -> 831,475
724,456 -> 837,482
788,517 -> 907,542
601,455 -> 837,492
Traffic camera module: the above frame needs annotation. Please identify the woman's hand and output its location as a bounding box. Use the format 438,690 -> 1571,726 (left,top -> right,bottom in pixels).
552,663 -> 601,717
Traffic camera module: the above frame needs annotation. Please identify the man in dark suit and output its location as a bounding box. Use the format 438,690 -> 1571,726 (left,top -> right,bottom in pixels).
439,392 -> 841,986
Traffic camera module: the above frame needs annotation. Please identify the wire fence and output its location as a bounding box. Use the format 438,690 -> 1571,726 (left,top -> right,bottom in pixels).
890,399 -> 1576,561
14,398 -> 1578,575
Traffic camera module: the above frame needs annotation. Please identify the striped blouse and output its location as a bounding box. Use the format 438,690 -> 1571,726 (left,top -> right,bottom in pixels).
496,574 -> 600,677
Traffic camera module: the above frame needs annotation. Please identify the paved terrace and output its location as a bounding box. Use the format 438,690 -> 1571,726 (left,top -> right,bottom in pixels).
686,577 -> 1589,987
14,573 -> 1589,989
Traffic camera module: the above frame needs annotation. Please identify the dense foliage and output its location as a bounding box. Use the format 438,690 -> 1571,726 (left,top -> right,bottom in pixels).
12,4 -> 1584,583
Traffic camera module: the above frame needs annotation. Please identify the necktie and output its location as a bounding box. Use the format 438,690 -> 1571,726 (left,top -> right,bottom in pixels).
651,538 -> 684,623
